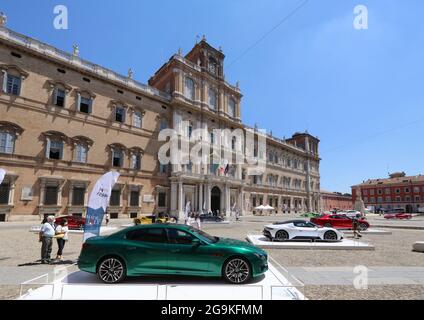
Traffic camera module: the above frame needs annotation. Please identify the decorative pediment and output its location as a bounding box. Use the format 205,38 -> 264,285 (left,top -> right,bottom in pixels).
0,121 -> 24,135
0,64 -> 29,78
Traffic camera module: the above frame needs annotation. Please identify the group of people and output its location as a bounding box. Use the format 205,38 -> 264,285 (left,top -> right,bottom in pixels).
39,216 -> 69,264
185,212 -> 202,230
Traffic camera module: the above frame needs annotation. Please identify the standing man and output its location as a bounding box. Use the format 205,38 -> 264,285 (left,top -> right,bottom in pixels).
104,213 -> 110,226
352,215 -> 362,239
39,216 -> 56,264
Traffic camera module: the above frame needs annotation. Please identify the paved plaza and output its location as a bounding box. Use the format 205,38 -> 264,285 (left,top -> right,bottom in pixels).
0,213 -> 423,300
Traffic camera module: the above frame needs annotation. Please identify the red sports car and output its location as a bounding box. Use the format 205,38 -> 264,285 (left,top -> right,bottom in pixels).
311,214 -> 370,230
54,215 -> 86,230
384,212 -> 412,220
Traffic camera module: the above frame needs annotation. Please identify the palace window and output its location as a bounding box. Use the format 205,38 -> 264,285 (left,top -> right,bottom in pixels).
160,119 -> 168,130
74,144 -> 87,163
72,187 -> 85,206
133,111 -> 142,128
51,86 -> 66,107
5,74 -> 21,95
48,140 -> 64,160
231,137 -> 236,150
209,88 -> 217,109
110,188 -> 121,206
112,148 -> 124,168
131,154 -> 140,170
158,192 -> 166,207
405,187 -> 410,193
115,106 -> 126,123
0,131 -> 15,154
76,92 -> 93,114
185,77 -> 195,100
228,98 -> 236,117
413,187 -> 420,193
130,190 -> 140,207
0,182 -> 9,204
208,56 -> 218,75
44,186 -> 59,205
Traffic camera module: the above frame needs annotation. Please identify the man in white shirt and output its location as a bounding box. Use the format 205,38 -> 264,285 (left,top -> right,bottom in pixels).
39,216 -> 56,264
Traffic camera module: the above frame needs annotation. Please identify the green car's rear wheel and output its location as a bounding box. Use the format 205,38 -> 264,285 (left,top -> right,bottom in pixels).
98,257 -> 126,284
223,257 -> 251,284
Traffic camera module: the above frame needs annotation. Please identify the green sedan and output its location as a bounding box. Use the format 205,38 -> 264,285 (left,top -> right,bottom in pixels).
78,224 -> 268,284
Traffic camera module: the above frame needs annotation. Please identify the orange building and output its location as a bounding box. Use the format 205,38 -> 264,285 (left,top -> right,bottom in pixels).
320,190 -> 353,212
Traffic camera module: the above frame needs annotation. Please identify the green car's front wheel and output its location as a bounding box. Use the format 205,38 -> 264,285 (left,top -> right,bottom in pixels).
97,257 -> 126,284
223,257 -> 252,284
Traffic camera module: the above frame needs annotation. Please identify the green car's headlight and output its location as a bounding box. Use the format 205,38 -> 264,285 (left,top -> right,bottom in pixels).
254,252 -> 267,260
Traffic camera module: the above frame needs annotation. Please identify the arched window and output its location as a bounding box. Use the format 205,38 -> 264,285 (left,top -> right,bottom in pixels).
209,88 -> 217,110
208,56 -> 218,75
228,98 -> 236,117
185,77 -> 195,100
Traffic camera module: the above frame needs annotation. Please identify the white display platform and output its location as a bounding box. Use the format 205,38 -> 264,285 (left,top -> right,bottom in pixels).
30,226 -> 117,234
247,235 -> 375,250
342,228 -> 392,235
19,263 -> 305,300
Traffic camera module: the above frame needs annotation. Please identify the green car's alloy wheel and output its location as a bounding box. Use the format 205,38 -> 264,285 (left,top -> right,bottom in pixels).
98,257 -> 126,284
275,230 -> 289,241
324,231 -> 337,241
224,258 -> 251,284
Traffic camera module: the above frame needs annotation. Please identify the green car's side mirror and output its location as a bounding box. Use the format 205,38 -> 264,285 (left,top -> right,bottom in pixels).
192,238 -> 201,246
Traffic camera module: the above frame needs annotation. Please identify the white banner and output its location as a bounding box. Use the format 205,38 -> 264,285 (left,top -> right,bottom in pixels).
0,168 -> 5,185
83,171 -> 120,242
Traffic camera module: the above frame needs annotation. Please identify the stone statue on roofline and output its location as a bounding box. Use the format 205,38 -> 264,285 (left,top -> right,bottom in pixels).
0,12 -> 7,27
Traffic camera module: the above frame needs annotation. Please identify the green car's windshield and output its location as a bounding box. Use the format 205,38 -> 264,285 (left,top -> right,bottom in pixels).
189,227 -> 219,243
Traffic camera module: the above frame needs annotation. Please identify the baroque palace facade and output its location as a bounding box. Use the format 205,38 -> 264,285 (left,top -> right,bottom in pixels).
0,20 -> 321,222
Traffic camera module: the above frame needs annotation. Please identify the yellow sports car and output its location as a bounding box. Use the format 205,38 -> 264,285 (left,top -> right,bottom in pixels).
133,214 -> 170,225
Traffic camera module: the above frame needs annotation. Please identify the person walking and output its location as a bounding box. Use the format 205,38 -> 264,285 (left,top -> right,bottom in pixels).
195,213 -> 202,230
39,216 -> 56,264
55,219 -> 69,261
352,215 -> 362,239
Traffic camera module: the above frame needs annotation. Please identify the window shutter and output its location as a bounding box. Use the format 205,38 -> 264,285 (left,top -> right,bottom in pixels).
0,132 -> 6,152
2,71 -> 7,93
59,142 -> 64,160
53,87 -> 58,105
5,133 -> 14,154
111,148 -> 115,166
81,145 -> 87,163
76,92 -> 81,111
45,138 -> 51,158
88,98 -> 93,114
122,108 -> 126,123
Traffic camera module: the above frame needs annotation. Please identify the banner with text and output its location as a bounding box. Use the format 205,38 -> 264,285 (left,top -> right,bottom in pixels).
83,171 -> 120,242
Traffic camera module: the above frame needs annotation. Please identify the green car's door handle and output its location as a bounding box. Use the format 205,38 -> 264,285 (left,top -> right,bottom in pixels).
171,249 -> 180,253
126,247 -> 137,250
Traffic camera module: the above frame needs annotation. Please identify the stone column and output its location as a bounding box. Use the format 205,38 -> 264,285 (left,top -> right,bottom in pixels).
178,181 -> 184,220
171,182 -> 177,213
8,178 -> 16,206
199,183 -> 203,213
205,183 -> 211,213
238,188 -> 244,216
225,184 -> 231,217
39,181 -> 45,206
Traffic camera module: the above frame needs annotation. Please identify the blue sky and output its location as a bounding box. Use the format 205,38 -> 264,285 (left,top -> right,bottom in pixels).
2,0 -> 423,193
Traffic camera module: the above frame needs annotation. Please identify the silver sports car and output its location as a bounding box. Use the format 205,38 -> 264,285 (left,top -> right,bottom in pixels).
263,220 -> 344,242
